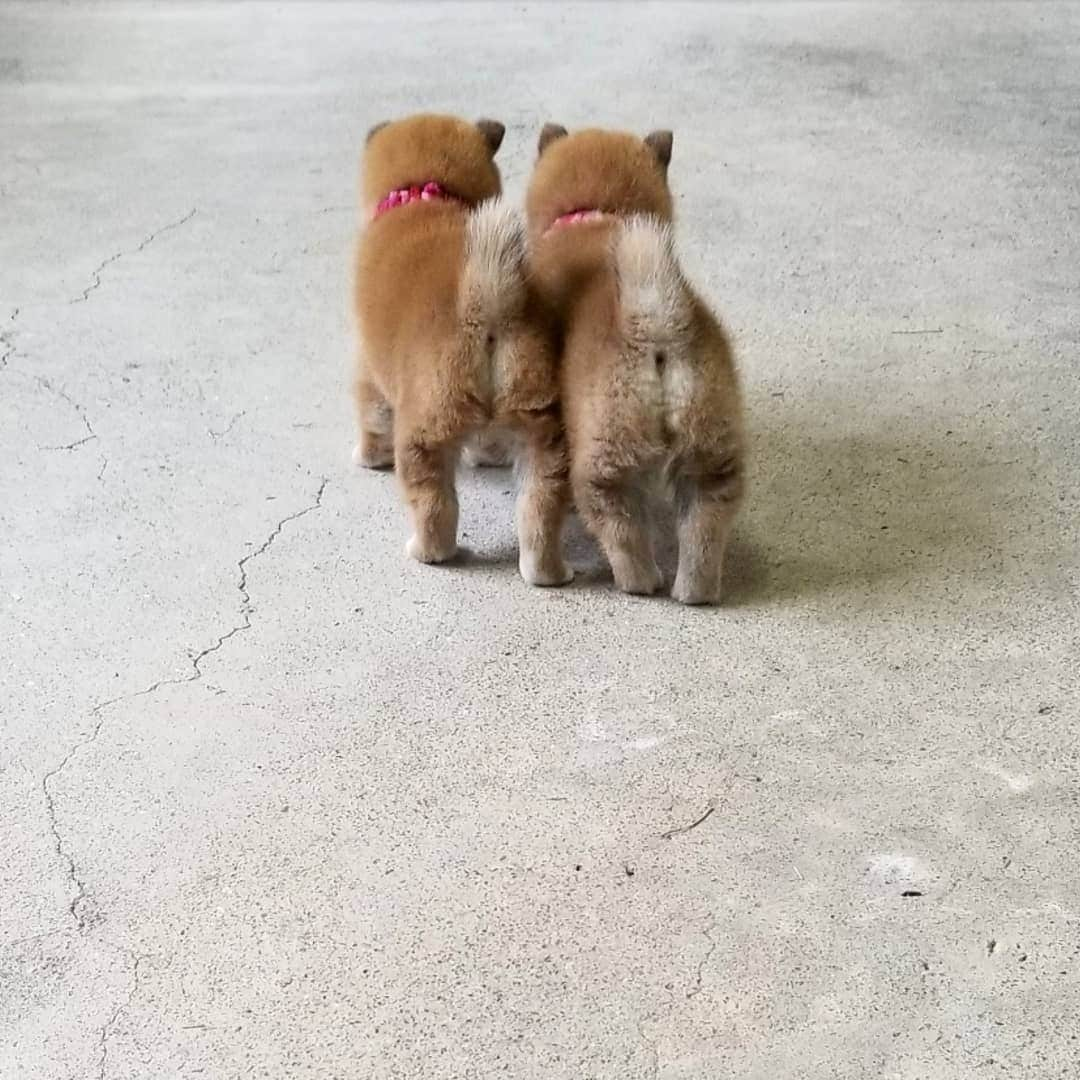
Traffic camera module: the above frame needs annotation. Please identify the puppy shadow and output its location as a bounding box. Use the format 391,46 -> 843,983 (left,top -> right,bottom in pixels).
562,503 -> 761,605
724,405 -> 1031,607
459,467 -> 772,605
453,463 -> 521,572
455,405 -> 1029,609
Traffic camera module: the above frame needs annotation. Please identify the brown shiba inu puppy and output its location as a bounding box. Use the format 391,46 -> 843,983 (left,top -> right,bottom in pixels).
525,125 -> 745,604
354,114 -> 571,586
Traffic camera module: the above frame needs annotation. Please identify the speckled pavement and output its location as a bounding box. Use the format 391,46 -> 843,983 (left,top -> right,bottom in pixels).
2,4 -> 1078,1077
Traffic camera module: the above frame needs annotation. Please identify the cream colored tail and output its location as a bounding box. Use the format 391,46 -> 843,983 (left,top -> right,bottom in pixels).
612,215 -> 693,341
459,198 -> 527,327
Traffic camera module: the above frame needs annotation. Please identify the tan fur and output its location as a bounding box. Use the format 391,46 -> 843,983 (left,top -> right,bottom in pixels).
525,127 -> 745,604
354,114 -> 571,585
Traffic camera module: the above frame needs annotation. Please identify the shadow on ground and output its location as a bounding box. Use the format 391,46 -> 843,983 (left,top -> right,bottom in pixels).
461,401 -> 1027,610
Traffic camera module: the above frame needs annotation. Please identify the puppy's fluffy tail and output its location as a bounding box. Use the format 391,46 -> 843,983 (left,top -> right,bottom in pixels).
612,215 -> 693,342
459,198 -> 527,327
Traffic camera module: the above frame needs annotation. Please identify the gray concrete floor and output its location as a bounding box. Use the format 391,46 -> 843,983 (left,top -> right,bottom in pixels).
2,2 -> 1078,1077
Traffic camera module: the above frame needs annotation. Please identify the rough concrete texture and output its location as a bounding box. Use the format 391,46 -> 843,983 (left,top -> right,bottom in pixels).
1,2 -> 1078,1077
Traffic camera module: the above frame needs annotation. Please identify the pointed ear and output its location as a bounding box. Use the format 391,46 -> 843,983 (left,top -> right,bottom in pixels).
644,129 -> 673,170
538,122 -> 569,156
476,119 -> 506,155
366,120 -> 390,145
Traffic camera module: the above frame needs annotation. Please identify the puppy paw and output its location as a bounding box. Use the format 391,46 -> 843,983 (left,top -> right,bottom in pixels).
612,560 -> 664,596
671,572 -> 722,606
353,441 -> 394,469
519,549 -> 574,587
405,534 -> 457,564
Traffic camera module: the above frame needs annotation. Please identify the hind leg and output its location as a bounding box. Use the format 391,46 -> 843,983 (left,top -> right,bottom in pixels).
516,411 -> 572,586
396,428 -> 459,564
353,374 -> 394,469
671,453 -> 744,605
574,461 -> 662,595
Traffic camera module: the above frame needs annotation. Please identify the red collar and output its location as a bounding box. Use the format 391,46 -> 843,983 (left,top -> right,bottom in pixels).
372,181 -> 462,220
550,207 -> 606,230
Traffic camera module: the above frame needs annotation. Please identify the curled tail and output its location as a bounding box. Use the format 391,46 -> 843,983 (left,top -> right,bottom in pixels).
612,215 -> 693,342
459,198 -> 527,327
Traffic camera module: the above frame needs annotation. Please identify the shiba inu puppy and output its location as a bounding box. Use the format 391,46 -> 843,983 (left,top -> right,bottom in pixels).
525,125 -> 744,603
355,114 -> 571,586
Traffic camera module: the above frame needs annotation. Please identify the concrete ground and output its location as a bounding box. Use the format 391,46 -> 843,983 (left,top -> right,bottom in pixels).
2,2 -> 1078,1077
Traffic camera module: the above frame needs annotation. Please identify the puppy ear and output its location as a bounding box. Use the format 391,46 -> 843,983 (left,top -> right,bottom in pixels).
538,123 -> 569,156
644,129 -> 673,169
366,121 -> 390,145
476,119 -> 506,155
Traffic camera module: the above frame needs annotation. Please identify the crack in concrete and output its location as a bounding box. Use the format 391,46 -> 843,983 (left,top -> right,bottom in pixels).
34,375 -> 97,450
0,307 -> 18,369
41,477 -> 328,930
3,927 -> 70,952
40,433 -> 98,451
685,913 -> 718,999
635,1018 -> 660,1080
630,910 -> 719,1076
2,330 -> 108,474
42,752 -> 93,929
208,410 -> 245,439
235,478 -> 327,610
71,208 -> 197,304
97,952 -> 149,1080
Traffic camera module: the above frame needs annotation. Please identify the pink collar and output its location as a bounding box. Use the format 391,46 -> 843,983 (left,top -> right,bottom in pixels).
550,207 -> 606,230
372,181 -> 461,220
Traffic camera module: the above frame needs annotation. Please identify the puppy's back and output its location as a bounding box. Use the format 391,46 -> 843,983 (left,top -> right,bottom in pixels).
356,209 -> 466,370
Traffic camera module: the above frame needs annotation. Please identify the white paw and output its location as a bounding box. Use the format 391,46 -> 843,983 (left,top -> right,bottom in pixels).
405,534 -> 456,564
671,573 -> 722,606
519,549 -> 574,587
613,561 -> 663,596
354,441 -> 394,469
